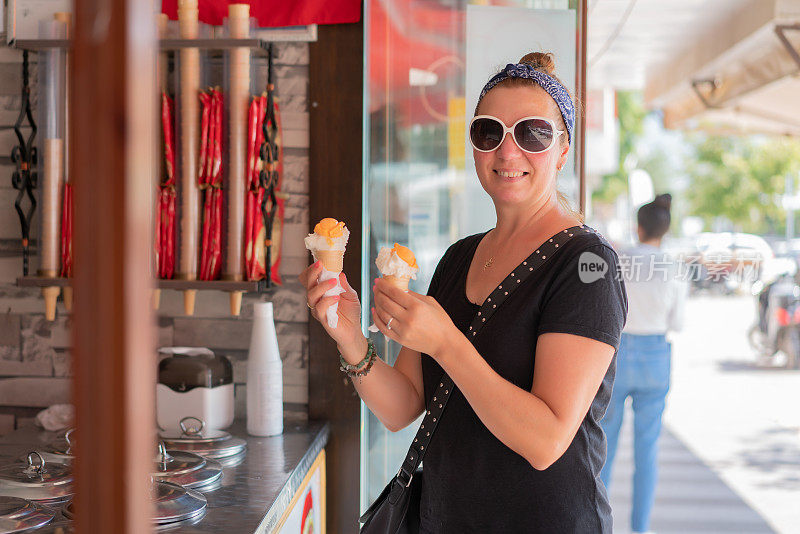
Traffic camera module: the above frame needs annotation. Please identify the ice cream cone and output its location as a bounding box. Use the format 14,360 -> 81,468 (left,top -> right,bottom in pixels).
368,245 -> 418,333
315,249 -> 344,273
383,274 -> 410,291
230,291 -> 243,316
304,218 -> 349,329
63,286 -> 73,311
184,289 -> 196,316
42,286 -> 60,322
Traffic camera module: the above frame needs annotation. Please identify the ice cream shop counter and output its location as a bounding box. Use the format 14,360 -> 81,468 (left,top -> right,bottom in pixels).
0,419 -> 329,533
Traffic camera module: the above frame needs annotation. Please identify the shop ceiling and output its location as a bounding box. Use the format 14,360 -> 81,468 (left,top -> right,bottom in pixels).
588,0 -> 800,135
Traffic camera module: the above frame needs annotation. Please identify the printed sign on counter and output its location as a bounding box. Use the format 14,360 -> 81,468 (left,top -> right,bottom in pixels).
274,450 -> 326,534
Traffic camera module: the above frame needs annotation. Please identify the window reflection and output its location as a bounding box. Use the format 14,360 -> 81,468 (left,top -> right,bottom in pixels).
361,0 -> 576,509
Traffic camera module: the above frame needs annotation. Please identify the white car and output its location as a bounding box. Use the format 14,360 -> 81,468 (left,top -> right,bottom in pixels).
695,232 -> 773,267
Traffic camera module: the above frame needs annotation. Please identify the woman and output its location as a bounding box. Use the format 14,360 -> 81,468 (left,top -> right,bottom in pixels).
301,52 -> 627,532
600,194 -> 685,534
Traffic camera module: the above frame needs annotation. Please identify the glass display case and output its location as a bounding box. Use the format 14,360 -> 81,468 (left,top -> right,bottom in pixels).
361,0 -> 580,508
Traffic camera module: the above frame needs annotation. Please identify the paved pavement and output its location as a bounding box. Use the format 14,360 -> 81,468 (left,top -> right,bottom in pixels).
607,418 -> 774,533
607,293 -> 800,533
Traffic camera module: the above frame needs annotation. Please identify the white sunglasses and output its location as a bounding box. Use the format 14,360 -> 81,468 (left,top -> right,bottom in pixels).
469,115 -> 565,154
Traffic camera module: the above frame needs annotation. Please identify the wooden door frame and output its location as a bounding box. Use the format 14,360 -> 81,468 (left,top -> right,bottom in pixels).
71,0 -> 157,531
308,17 -> 365,534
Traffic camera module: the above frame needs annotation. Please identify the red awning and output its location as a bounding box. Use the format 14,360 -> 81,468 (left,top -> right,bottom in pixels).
162,0 -> 361,28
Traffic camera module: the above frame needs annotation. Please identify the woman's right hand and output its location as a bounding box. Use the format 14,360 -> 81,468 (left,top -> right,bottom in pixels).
299,262 -> 364,352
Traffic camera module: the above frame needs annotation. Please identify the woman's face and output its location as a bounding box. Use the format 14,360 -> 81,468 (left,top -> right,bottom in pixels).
473,85 -> 569,208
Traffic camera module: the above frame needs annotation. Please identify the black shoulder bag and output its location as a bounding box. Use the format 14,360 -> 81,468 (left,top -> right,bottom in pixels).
358,225 -> 583,534
358,371 -> 452,534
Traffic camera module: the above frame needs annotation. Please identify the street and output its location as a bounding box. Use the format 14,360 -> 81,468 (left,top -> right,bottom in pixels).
606,293 -> 800,533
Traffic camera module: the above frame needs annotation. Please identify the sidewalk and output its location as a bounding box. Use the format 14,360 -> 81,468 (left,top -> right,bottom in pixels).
606,414 -> 774,533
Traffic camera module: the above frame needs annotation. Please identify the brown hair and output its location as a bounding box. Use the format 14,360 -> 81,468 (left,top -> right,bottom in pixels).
475,52 -> 583,223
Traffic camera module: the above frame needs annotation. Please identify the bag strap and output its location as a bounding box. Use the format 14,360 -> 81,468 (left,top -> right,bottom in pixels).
394,224 -> 590,487
394,374 -> 452,486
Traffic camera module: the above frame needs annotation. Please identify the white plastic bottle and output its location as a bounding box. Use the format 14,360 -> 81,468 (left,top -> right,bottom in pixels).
247,301 -> 284,436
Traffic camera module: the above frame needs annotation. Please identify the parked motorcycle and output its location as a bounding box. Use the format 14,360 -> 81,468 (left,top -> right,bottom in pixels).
748,272 -> 800,369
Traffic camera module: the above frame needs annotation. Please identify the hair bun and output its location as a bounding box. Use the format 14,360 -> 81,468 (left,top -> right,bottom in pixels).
519,52 -> 556,76
653,193 -> 672,210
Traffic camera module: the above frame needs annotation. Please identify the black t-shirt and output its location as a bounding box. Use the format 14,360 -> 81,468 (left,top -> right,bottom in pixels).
419,224 -> 628,533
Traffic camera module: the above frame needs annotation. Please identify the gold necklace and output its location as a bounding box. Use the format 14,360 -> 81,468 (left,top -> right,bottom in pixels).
482,235 -> 497,270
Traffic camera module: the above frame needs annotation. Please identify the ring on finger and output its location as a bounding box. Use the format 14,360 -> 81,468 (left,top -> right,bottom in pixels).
386,317 -> 394,330
306,301 -> 313,309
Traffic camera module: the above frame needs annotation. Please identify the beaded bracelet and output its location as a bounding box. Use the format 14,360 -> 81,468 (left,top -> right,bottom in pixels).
349,350 -> 377,382
339,339 -> 374,372
339,339 -> 377,382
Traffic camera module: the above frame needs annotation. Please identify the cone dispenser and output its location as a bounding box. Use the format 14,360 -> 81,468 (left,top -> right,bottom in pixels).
14,4 -> 285,319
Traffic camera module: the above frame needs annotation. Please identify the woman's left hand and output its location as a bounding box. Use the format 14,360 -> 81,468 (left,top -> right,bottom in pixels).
371,278 -> 460,358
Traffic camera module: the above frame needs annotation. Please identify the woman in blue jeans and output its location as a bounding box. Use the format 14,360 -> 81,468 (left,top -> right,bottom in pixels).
601,194 -> 686,534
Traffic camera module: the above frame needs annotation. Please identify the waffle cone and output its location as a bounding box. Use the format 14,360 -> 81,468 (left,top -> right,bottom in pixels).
316,249 -> 344,272
384,275 -> 410,291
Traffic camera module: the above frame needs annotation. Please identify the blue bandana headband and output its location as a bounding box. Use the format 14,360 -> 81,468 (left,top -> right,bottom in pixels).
478,63 -> 575,144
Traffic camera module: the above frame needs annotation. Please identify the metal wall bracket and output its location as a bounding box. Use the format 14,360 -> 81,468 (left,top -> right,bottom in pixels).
260,42 -> 279,290
10,50 -> 38,276
691,78 -> 721,109
775,24 -> 800,70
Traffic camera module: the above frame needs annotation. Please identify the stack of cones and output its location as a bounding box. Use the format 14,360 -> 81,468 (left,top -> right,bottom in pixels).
225,3 -> 251,317
178,0 -> 200,315
198,88 -> 224,281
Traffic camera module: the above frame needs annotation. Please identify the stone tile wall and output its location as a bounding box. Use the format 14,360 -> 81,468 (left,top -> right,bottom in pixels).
0,42 -> 311,435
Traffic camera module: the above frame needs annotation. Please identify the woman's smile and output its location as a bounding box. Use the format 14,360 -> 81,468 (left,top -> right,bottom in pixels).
494,168 -> 529,181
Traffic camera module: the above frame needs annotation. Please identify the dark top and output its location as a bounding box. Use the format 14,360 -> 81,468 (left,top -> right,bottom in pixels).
419,224 -> 628,533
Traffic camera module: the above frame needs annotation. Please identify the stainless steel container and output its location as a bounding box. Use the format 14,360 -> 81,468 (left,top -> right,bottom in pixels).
0,495 -> 56,533
159,416 -> 246,466
40,429 -> 74,464
14,524 -> 72,534
61,480 -> 207,527
152,442 -> 223,490
151,480 -> 207,525
0,452 -> 73,505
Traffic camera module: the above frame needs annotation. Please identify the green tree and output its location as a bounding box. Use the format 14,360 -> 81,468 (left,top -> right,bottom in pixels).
686,135 -> 800,234
592,91 -> 646,204
591,90 -> 800,236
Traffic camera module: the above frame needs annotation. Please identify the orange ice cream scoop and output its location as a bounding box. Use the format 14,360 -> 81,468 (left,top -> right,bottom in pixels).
314,218 -> 346,246
392,243 -> 418,269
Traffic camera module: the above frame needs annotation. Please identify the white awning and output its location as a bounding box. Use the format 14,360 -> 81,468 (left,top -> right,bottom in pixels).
589,0 -> 800,135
